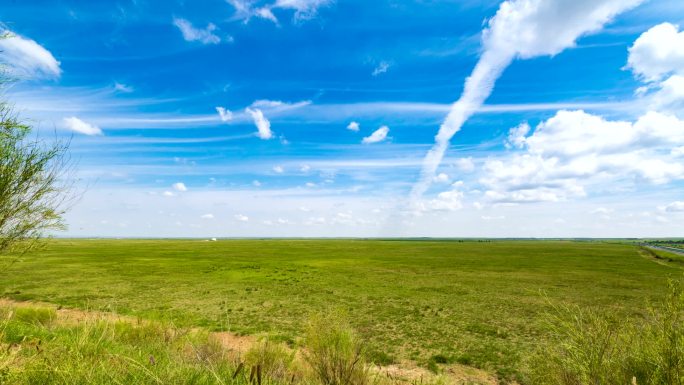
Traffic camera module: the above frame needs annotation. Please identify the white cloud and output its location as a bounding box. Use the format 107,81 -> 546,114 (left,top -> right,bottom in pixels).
250,99 -> 312,112
255,7 -> 278,23
62,117 -> 103,136
648,74 -> 684,118
273,165 -> 284,173
163,191 -> 175,197
228,0 -> 331,24
426,189 -> 464,212
201,213 -> 215,219
227,0 -> 278,23
362,125 -> 390,144
347,121 -> 360,132
245,108 -> 273,140
481,109 -> 684,203
411,0 -> 643,201
454,157 -> 475,173
482,215 -> 505,221
433,173 -> 450,184
627,23 -> 684,83
274,0 -> 332,21
300,164 -> 311,172
173,18 -> 222,44
664,201 -> 684,213
673,146 -> 684,157
590,207 -> 613,215
0,30 -> 61,79
234,214 -> 249,222
252,180 -> 262,187
216,106 -> 233,122
114,82 -> 134,93
505,122 -> 530,149
372,61 -> 391,76
172,182 -> 188,192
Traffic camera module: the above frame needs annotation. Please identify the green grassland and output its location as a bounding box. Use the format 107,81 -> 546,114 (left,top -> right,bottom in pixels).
0,239 -> 679,381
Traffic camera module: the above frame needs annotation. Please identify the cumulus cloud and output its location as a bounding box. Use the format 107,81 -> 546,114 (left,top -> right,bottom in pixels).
62,117 -> 103,136
419,183 -> 465,212
201,213 -> 215,219
173,18 -> 222,44
627,24 -> 684,120
245,108 -> 273,140
481,110 -> 684,203
347,121 -> 360,132
172,182 -> 188,192
216,106 -> 233,122
627,23 -> 684,83
0,30 -> 61,79
673,146 -> 684,157
362,126 -> 389,144
235,214 -> 249,222
505,122 -> 530,149
411,0 -> 643,202
591,207 -> 613,215
433,173 -> 450,184
664,201 -> 684,213
273,165 -> 284,173
649,75 -> 684,117
454,157 -> 475,173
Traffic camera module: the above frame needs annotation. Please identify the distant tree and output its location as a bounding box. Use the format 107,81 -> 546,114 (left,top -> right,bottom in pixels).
0,97 -> 71,254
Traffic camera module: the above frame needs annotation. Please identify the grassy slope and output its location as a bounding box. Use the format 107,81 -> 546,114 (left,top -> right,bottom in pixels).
0,240 -> 677,380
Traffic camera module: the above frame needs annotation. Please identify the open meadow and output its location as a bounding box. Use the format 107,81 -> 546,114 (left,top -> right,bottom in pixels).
0,239 -> 679,383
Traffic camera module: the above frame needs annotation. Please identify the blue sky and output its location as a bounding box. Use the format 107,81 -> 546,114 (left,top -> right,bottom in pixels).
2,0 -> 684,237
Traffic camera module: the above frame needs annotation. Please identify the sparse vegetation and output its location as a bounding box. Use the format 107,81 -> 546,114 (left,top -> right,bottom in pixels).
0,301 -> 446,385
0,239 -> 678,383
525,280 -> 684,385
304,312 -> 371,385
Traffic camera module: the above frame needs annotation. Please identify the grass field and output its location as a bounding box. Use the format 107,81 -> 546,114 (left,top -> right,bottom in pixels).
0,239 -> 679,382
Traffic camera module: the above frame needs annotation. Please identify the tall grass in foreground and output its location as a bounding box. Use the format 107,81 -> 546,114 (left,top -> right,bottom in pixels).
525,280 -> 684,385
0,305 -> 444,385
304,313 -> 371,385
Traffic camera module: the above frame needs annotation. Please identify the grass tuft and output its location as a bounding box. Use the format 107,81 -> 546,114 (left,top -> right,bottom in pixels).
525,279 -> 684,385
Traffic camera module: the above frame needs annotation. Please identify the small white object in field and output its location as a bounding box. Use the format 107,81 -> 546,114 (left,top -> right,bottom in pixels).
210,238 -> 217,242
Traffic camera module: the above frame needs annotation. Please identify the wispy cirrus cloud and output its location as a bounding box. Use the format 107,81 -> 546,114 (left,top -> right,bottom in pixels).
227,0 -> 332,24
173,17 -> 224,44
372,61 -> 391,77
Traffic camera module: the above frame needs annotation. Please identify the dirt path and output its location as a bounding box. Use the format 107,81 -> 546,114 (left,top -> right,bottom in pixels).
0,298 -> 500,385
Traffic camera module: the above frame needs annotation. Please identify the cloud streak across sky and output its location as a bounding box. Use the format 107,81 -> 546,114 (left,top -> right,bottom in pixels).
410,0 -> 644,202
